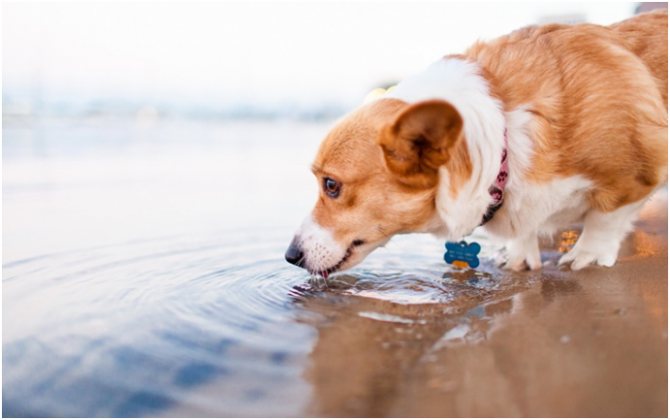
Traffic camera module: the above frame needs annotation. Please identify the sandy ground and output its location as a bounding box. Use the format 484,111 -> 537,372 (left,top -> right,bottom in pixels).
299,191 -> 667,417
161,191 -> 667,418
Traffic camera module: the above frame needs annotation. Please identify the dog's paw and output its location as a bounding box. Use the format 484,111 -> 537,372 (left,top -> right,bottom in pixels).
494,236 -> 542,271
492,248 -> 508,267
558,245 -> 618,270
503,257 -> 528,271
504,255 -> 542,271
495,249 -> 542,271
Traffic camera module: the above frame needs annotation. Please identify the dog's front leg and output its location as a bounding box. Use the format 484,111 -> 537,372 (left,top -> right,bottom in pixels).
502,231 -> 542,271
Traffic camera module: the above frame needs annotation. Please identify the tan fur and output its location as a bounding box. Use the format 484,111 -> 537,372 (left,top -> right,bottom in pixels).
379,99 -> 465,189
311,99 -> 440,246
309,10 -> 667,253
465,10 -> 668,211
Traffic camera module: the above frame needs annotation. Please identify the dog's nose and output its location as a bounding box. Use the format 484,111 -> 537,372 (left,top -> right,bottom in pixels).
285,238 -> 305,267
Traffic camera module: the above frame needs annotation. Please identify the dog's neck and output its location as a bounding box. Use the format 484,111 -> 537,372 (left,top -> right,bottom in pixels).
387,57 -> 508,240
480,128 -> 509,226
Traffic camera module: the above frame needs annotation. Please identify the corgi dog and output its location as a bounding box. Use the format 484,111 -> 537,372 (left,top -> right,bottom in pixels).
285,10 -> 668,275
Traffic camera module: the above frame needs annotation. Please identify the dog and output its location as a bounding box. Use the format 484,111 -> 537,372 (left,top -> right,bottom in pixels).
285,10 -> 668,276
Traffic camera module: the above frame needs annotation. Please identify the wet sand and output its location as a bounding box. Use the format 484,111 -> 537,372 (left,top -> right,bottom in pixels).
158,191 -> 667,418
298,191 -> 668,417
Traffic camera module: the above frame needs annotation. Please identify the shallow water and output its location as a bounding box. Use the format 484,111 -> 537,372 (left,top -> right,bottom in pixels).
2,225 -> 519,417
4,229 -> 308,416
4,118 -> 667,417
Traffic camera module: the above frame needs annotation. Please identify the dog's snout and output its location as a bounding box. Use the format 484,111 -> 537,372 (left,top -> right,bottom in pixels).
284,238 -> 305,267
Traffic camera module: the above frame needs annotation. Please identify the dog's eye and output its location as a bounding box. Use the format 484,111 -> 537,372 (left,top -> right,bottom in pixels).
323,177 -> 341,198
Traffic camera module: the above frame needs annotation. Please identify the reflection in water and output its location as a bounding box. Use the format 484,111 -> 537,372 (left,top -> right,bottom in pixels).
294,264 -> 534,417
3,230 -> 316,417
540,278 -> 581,303
4,198 -> 668,416
2,226 -> 527,417
290,200 -> 668,417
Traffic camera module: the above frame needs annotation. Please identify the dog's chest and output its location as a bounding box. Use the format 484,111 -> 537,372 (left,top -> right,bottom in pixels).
487,175 -> 593,237
539,192 -> 592,235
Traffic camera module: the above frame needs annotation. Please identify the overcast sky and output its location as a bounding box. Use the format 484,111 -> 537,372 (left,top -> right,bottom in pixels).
3,1 -> 638,107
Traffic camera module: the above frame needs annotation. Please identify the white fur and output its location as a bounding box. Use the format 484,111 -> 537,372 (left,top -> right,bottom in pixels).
299,57 -> 648,272
387,57 -> 624,270
486,175 -> 593,238
387,58 -> 506,239
490,174 -> 593,270
559,200 -> 645,270
504,106 -> 535,178
295,215 -> 346,273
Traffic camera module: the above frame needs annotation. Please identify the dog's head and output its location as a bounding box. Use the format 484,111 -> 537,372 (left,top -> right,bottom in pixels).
285,98 -> 470,275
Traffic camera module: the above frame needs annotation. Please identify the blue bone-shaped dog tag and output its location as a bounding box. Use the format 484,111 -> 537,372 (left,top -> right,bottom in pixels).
444,241 -> 481,269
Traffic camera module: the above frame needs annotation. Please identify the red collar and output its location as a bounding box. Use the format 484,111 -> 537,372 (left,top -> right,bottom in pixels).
480,129 -> 509,225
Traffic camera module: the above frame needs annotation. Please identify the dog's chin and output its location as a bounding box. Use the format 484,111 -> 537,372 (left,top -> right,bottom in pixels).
306,240 -> 386,277
306,249 -> 360,277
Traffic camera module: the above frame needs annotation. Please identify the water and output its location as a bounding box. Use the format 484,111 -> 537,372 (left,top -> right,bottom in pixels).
3,223 -> 526,416
2,118 -> 326,261
5,117 -> 665,417
3,117 -> 517,417
4,229 -> 310,416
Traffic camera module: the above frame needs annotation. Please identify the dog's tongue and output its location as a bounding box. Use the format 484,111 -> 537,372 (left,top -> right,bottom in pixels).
322,271 -> 329,281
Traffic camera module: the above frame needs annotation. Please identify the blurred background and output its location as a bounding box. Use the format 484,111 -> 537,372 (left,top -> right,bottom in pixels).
3,1 -> 662,262
4,3 -> 668,417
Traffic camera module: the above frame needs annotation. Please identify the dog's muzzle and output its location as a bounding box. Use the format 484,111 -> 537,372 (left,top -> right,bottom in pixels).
284,237 -> 305,267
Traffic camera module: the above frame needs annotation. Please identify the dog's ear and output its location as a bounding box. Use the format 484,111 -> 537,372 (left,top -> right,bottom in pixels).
379,99 -> 463,188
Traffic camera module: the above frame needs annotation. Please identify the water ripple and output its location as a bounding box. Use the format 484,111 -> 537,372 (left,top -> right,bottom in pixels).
3,230 -> 513,417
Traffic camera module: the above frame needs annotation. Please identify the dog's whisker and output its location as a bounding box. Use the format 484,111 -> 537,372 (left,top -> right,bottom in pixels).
295,255 -> 306,267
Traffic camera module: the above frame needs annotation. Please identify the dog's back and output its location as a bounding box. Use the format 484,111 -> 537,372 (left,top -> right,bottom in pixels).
287,10 -> 668,274
611,9 -> 668,107
465,10 -> 667,212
